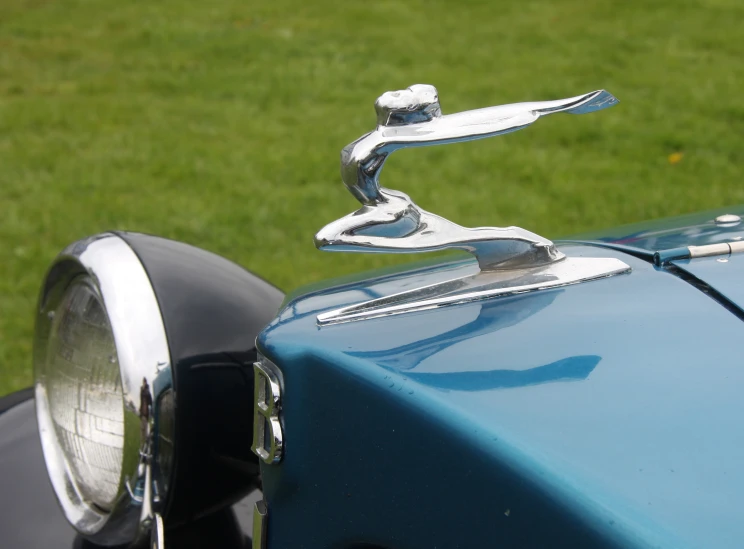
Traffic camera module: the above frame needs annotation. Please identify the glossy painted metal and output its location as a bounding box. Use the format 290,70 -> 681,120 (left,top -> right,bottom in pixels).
315,84 -> 618,271
115,232 -> 285,528
0,391 -> 261,549
34,233 -> 172,545
318,256 -> 630,325
0,397 -> 77,548
671,252 -> 744,315
258,243 -> 744,549
567,205 -> 744,316
571,205 -> 744,253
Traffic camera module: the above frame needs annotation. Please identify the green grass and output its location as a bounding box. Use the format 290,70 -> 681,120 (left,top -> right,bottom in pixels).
1,0 -> 743,395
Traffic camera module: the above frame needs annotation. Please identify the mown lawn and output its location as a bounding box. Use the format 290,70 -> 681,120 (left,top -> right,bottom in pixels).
1,0 -> 743,395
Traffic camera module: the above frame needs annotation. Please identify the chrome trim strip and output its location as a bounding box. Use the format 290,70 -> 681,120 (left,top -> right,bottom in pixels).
690,241 -> 744,258
654,240 -> 744,265
150,513 -> 165,549
252,500 -> 268,549
318,256 -> 631,325
34,233 -> 172,545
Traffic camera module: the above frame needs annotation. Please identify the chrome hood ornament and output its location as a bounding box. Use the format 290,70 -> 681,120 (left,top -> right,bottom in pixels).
313,84 -> 632,325
315,84 -> 618,271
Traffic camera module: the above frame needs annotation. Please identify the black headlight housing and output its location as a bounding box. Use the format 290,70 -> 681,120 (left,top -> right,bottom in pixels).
34,232 -> 283,546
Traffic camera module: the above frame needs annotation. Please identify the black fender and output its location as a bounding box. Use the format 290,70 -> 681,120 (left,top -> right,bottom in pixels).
0,391 -> 261,548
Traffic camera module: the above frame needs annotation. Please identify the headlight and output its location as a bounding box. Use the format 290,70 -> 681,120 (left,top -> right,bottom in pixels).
34,232 -> 284,546
34,234 -> 172,545
44,277 -> 124,511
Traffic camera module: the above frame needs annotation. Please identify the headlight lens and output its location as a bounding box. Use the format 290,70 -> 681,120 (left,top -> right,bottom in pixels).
46,278 -> 124,511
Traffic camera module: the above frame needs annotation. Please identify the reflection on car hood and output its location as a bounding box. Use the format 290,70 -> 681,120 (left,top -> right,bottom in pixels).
567,205 -> 744,319
259,242 -> 744,549
567,204 -> 744,252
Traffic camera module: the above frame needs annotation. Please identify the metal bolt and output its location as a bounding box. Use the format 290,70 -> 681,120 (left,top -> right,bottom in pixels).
714,214 -> 741,225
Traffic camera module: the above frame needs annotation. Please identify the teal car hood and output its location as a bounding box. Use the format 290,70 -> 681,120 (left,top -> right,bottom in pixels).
568,205 -> 744,253
258,238 -> 744,549
568,205 -> 744,322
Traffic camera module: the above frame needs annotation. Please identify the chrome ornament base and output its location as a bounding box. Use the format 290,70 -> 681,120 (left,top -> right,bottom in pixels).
317,256 -> 631,325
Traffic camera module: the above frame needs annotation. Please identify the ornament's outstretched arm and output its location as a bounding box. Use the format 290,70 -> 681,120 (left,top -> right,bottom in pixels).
342,89 -> 618,205
375,90 -> 617,149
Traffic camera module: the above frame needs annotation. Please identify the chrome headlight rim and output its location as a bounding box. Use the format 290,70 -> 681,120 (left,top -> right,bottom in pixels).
34,233 -> 172,545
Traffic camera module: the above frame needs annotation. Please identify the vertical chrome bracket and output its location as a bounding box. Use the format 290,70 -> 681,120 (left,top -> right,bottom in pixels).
251,358 -> 284,464
252,500 -> 268,549
150,513 -> 165,549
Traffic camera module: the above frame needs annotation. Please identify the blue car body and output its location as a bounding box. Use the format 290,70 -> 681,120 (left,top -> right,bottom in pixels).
3,207 -> 744,548
257,206 -> 744,549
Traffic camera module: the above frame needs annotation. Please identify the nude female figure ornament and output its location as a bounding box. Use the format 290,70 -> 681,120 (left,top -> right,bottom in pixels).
314,84 -> 618,271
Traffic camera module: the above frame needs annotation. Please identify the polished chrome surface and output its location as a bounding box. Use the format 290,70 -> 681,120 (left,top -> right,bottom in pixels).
690,241 -> 744,258
654,240 -> 744,265
34,233 -> 172,545
251,358 -> 284,464
714,214 -> 741,226
318,256 -> 630,325
150,513 -> 165,549
315,84 -> 618,270
252,500 -> 268,549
